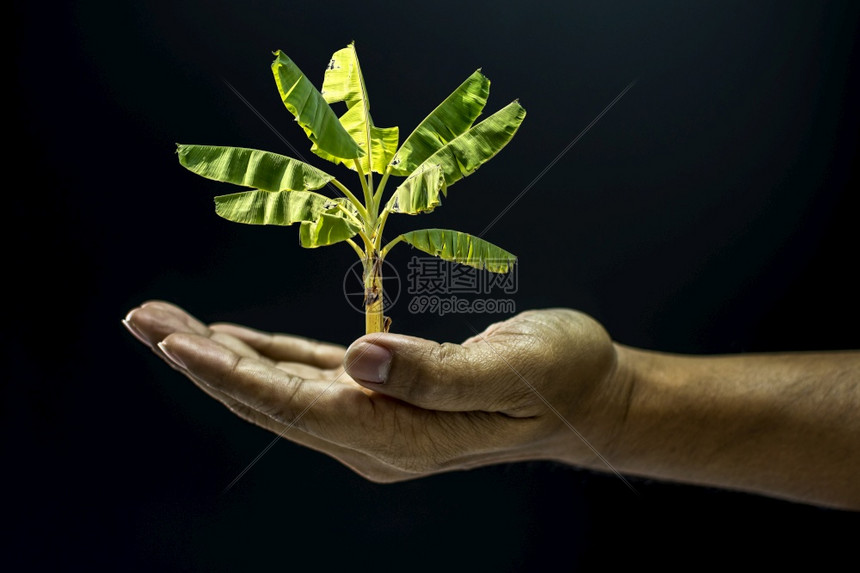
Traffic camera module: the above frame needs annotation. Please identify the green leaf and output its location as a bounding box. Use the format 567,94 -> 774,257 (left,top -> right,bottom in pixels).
271,50 -> 364,160
400,229 -> 516,273
177,144 -> 333,191
385,163 -> 446,215
299,210 -> 361,248
416,101 -> 526,187
313,42 -> 398,174
213,190 -> 333,226
390,70 -> 490,176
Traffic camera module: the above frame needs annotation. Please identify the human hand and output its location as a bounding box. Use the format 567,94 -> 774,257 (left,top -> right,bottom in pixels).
123,301 -> 629,482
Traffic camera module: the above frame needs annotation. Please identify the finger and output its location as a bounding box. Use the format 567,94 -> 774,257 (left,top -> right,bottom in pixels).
210,323 -> 345,368
342,332 -> 530,413
126,303 -> 282,374
140,300 -> 210,332
124,301 -> 210,347
123,303 -> 211,373
159,332 -> 368,439
162,356 -> 413,483
209,332 -> 266,363
126,304 -> 418,480
127,301 -> 337,383
272,361 -> 340,379
160,333 -> 534,475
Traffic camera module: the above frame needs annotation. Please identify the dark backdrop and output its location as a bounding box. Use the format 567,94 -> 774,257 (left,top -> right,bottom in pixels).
8,0 -> 859,570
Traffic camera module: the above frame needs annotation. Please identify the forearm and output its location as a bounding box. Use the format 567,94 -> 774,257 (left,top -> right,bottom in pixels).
609,346 -> 860,509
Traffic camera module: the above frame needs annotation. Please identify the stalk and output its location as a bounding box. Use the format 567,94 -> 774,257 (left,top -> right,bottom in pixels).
354,160 -> 375,227
331,179 -> 368,220
363,250 -> 388,333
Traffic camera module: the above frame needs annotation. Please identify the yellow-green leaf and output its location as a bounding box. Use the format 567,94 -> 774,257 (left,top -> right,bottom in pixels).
400,229 -> 516,273
312,111 -> 398,174
177,144 -> 333,191
271,50 -> 364,160
213,190 -> 332,226
417,101 -> 526,187
390,70 -> 490,177
299,211 -> 361,248
313,42 -> 398,173
385,163 -> 446,215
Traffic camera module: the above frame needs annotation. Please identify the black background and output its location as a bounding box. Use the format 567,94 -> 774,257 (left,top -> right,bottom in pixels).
8,0 -> 859,570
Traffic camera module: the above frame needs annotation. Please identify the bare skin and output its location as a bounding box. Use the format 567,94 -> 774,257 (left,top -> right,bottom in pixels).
124,300 -> 860,510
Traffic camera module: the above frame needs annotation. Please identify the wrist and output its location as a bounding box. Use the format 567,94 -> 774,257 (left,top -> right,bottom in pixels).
597,345 -> 725,483
543,340 -> 637,471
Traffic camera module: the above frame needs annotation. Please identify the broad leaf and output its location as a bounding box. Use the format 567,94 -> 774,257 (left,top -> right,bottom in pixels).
390,70 -> 490,176
385,163 -> 446,215
271,50 -> 364,160
300,210 -> 361,248
213,190 -> 332,226
400,229 -> 516,273
416,101 -> 526,187
314,42 -> 398,174
177,144 -> 333,191
312,108 -> 398,174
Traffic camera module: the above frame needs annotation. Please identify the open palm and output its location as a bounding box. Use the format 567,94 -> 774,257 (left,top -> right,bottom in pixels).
124,301 -> 622,483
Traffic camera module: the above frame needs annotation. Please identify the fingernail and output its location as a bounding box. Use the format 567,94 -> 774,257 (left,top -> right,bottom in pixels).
158,342 -> 187,369
346,342 -> 392,384
122,318 -> 149,345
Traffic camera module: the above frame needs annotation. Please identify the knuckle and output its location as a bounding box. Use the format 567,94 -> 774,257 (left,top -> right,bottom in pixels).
248,370 -> 307,430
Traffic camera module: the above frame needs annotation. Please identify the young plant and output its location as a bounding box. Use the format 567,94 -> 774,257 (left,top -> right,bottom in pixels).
177,43 -> 525,334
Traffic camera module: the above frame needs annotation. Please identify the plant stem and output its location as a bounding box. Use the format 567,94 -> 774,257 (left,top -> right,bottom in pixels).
373,166 -> 393,209
380,235 -> 403,259
353,160 -> 373,219
331,179 -> 368,220
335,202 -> 365,229
364,250 -> 387,334
374,205 -> 392,250
357,230 -> 374,253
345,238 -> 365,259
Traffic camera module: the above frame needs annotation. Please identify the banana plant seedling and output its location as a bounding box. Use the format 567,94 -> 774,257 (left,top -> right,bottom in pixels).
177,43 -> 525,334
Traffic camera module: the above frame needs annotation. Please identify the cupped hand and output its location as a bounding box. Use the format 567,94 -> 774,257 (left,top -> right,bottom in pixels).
123,301 -> 629,482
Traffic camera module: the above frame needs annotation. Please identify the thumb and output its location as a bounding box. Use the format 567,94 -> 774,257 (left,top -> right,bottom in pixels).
343,332 -> 519,412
